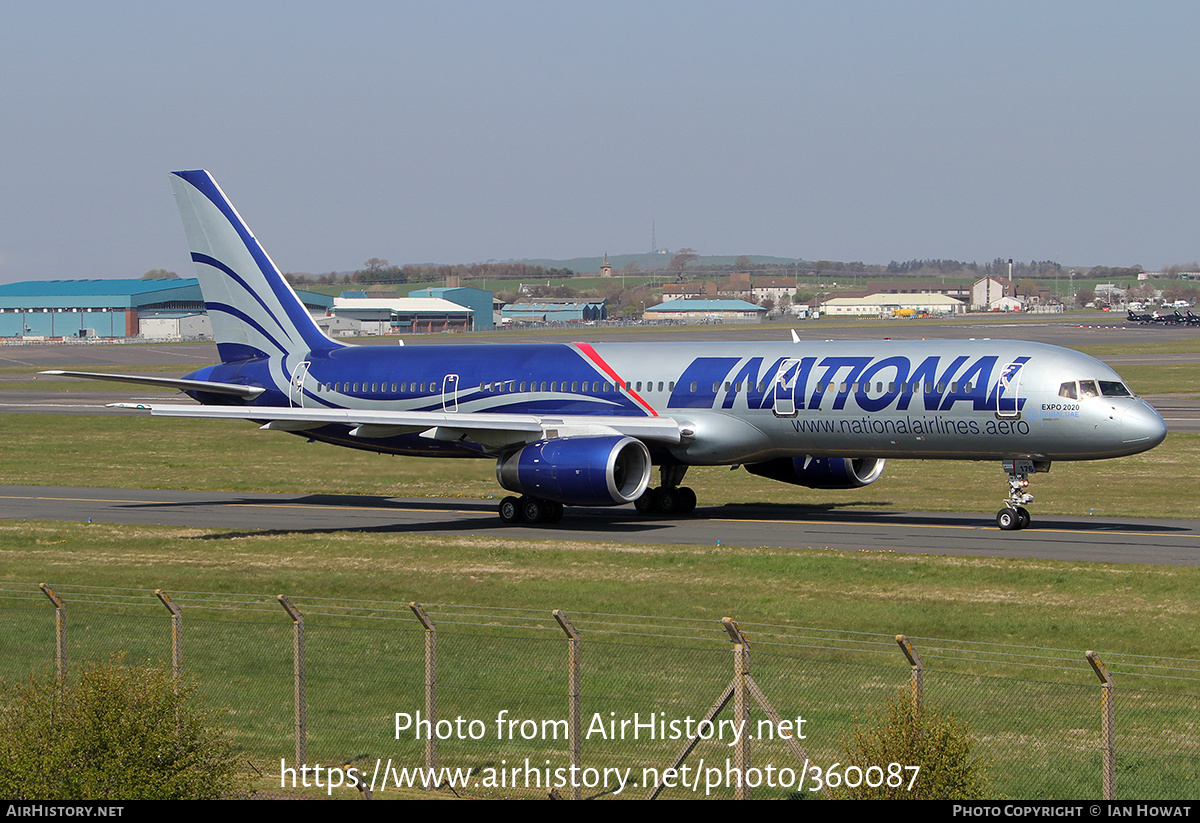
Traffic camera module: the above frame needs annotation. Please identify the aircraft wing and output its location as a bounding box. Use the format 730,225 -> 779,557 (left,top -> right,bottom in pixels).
110,403 -> 684,449
40,370 -> 265,399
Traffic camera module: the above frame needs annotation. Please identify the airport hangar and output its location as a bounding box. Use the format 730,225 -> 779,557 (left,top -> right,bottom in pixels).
0,280 -> 496,340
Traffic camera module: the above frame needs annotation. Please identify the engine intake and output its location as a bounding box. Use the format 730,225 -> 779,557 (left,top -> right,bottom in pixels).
496,435 -> 652,506
745,456 -> 885,489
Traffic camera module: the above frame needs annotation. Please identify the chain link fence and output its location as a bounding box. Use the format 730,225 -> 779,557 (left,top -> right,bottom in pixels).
1,582 -> 1196,800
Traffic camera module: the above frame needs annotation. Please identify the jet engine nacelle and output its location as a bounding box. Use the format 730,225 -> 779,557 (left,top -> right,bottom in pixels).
745,456 -> 886,489
496,435 -> 652,506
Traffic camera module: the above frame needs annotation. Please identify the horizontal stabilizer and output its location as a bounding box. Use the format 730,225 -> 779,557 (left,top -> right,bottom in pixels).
40,370 -> 265,399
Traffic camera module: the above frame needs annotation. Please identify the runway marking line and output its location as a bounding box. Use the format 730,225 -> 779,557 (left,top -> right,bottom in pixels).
711,516 -> 1198,539
2,494 -> 1197,539
0,495 -> 164,505
0,494 -> 475,517
228,502 -> 478,515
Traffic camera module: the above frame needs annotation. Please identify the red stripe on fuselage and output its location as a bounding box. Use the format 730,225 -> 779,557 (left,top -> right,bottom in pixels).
572,342 -> 658,417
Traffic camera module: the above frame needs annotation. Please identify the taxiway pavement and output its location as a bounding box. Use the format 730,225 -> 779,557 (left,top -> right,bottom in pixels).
2,485 -> 1196,567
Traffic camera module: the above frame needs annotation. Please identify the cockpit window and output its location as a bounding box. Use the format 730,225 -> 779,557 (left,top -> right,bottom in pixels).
1079,380 -> 1099,398
1058,382 -> 1078,399
1098,381 -> 1132,397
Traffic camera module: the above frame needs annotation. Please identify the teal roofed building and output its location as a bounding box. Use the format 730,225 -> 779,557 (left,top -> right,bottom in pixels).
0,278 -> 333,339
501,300 -> 607,324
642,299 -> 766,324
0,278 -> 204,338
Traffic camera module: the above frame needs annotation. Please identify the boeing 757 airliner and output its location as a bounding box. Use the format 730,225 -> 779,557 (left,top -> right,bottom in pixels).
45,171 -> 1168,529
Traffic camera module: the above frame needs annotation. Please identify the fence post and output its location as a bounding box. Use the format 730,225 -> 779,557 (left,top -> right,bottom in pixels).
278,595 -> 307,768
155,589 -> 183,681
553,609 -> 582,800
409,603 -> 437,776
895,635 -> 924,707
1086,651 -> 1115,800
39,584 -> 65,682
722,617 -> 751,800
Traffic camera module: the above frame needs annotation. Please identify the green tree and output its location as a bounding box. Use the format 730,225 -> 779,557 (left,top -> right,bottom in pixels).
141,269 -> 178,279
0,658 -> 239,800
828,690 -> 991,800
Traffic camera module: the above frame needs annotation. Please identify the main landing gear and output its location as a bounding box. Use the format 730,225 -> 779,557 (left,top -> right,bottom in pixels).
634,465 -> 698,517
498,495 -> 564,525
496,465 -> 701,525
996,458 -> 1048,530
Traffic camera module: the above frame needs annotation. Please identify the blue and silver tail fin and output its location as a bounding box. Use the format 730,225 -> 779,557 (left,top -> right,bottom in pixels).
170,170 -> 342,364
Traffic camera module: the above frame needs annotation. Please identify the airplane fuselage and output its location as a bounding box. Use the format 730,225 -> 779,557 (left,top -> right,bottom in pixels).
183,337 -> 1164,466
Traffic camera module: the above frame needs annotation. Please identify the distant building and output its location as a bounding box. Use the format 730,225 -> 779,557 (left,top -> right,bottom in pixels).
139,313 -> 212,339
717,272 -> 753,301
408,286 -> 495,330
0,278 -> 205,338
751,278 -> 798,304
820,293 -> 965,317
971,277 -> 1017,311
662,282 -> 709,299
331,295 -> 474,334
501,300 -> 607,324
0,276 -> 334,339
642,299 -> 766,324
316,315 -> 363,338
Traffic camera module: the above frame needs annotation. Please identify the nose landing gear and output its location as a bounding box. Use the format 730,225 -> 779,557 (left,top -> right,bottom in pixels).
997,458 -> 1049,530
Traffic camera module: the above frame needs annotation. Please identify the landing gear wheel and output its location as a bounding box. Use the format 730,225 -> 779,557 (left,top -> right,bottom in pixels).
1016,506 -> 1031,530
545,501 -> 565,523
657,487 -> 682,514
677,486 -> 697,514
655,486 -> 698,515
634,488 -> 659,514
498,496 -> 522,524
520,496 -> 546,524
997,507 -> 1021,531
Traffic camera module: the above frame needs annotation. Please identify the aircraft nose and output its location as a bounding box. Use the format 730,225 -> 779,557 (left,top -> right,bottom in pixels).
1121,402 -> 1168,448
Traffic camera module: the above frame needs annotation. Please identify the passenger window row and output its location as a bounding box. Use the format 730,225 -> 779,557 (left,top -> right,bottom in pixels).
317,381 -> 438,394
315,379 -> 977,396
479,380 -> 674,394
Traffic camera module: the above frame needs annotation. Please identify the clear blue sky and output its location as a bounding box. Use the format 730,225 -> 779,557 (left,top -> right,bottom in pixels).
3,1 -> 1198,283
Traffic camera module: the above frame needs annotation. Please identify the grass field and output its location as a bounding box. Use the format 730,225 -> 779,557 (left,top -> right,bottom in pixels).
2,520 -> 1197,799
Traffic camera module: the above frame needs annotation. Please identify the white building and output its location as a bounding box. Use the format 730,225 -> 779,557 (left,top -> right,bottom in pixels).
139,313 -> 212,340
331,296 -> 474,334
971,277 -> 1017,311
819,293 -> 965,317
